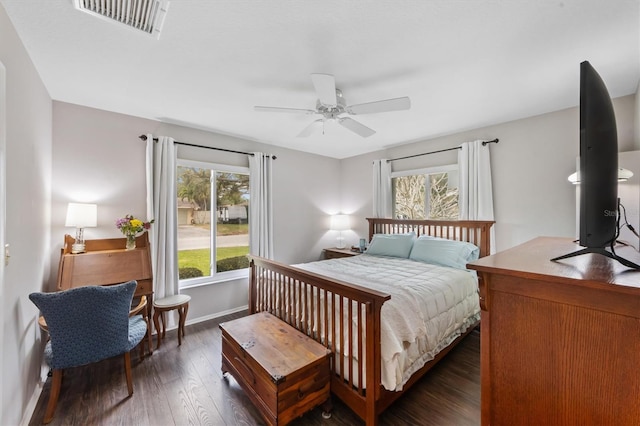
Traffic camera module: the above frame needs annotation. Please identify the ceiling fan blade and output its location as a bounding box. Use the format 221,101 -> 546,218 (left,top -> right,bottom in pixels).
297,119 -> 324,137
346,96 -> 411,115
338,117 -> 376,138
310,73 -> 337,107
254,106 -> 317,114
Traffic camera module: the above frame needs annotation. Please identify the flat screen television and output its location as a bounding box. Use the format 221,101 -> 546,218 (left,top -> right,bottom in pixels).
552,61 -> 639,269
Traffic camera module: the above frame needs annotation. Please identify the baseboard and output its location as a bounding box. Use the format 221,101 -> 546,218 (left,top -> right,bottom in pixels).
184,304 -> 248,327
20,380 -> 43,426
159,305 -> 248,332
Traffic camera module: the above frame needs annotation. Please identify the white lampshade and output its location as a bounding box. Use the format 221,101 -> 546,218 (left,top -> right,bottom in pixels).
330,214 -> 349,249
65,203 -> 97,227
65,203 -> 97,254
567,168 -> 634,185
330,214 -> 350,231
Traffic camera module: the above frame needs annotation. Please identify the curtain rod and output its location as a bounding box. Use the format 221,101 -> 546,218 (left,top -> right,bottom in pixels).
138,135 -> 277,160
387,138 -> 499,163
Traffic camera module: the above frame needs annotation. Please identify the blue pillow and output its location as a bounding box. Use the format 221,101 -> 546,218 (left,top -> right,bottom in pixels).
409,236 -> 479,269
365,233 -> 416,258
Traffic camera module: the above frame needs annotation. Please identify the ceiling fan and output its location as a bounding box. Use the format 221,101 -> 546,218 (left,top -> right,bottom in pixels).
254,74 -> 411,138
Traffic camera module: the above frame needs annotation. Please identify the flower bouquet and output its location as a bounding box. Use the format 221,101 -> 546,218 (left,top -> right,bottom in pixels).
116,214 -> 154,250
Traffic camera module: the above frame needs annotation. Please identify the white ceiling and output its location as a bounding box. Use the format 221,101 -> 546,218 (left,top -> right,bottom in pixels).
2,0 -> 639,159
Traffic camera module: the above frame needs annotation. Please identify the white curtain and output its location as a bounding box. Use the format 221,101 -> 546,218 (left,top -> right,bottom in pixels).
458,140 -> 496,253
372,159 -> 392,218
249,152 -> 274,259
145,134 -> 179,299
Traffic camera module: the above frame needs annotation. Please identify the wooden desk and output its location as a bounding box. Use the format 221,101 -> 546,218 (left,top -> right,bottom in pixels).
57,234 -> 154,355
467,237 -> 640,425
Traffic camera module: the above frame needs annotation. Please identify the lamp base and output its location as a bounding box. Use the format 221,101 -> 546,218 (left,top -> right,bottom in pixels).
71,243 -> 86,254
336,236 -> 346,249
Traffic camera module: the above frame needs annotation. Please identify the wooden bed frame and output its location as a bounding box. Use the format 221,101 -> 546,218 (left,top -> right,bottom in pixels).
248,218 -> 494,425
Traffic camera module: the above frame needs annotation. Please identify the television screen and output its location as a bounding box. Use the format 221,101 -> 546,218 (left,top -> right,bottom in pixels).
552,61 -> 639,269
579,60 -> 619,248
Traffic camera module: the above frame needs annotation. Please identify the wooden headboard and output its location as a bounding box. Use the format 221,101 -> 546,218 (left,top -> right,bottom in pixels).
367,218 -> 495,258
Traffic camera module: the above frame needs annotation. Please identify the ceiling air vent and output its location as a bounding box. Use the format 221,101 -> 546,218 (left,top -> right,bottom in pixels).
74,0 -> 169,39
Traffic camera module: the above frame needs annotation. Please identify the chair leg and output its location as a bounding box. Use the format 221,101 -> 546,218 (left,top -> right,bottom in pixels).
153,308 -> 162,349
124,352 -> 134,396
43,369 -> 62,424
138,337 -> 144,360
182,303 -> 189,339
177,307 -> 184,346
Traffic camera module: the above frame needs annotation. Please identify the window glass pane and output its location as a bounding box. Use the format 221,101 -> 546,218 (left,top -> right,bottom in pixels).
177,166 -> 212,279
392,175 -> 426,219
215,172 -> 250,273
176,165 -> 250,284
428,171 -> 459,219
392,169 -> 459,220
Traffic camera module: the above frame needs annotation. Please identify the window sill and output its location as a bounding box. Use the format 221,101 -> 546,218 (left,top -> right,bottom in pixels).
179,269 -> 249,290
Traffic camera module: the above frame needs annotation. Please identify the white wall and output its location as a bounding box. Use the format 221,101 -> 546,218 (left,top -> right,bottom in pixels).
618,151 -> 640,251
634,82 -> 640,151
341,95 -> 637,253
50,101 -> 343,326
0,5 -> 53,425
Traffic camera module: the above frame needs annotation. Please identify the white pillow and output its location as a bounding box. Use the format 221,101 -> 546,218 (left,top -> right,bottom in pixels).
365,233 -> 416,258
409,236 -> 479,269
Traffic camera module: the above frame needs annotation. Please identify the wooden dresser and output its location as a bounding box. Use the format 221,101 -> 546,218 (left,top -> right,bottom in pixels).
467,237 -> 640,425
57,233 -> 154,353
220,312 -> 332,425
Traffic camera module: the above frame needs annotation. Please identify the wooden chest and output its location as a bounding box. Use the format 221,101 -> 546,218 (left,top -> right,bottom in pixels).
220,312 -> 332,426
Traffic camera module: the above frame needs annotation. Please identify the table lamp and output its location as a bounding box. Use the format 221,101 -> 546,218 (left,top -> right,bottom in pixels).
330,214 -> 350,249
65,203 -> 97,254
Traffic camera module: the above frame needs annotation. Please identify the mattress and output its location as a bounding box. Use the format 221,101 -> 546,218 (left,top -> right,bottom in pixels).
293,254 -> 480,391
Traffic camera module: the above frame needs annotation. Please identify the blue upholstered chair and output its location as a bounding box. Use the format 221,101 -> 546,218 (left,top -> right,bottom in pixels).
29,281 -> 148,424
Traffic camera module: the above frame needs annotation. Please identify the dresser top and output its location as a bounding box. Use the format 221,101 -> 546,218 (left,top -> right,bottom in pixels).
468,237 -> 640,291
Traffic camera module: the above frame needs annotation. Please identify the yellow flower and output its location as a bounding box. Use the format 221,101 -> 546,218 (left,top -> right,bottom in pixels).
130,219 -> 143,228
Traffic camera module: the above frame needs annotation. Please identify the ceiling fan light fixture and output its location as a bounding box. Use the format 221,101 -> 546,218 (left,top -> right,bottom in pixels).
74,0 -> 169,39
254,73 -> 411,138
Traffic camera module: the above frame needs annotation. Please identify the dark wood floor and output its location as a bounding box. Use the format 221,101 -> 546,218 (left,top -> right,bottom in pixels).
29,311 -> 480,425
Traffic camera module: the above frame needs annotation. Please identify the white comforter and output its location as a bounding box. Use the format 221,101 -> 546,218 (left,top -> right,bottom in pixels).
294,254 -> 480,391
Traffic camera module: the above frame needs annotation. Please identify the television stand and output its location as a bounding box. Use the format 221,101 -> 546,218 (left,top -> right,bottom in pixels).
551,246 -> 640,269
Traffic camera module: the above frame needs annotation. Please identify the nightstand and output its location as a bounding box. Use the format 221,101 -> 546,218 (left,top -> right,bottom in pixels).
323,247 -> 360,259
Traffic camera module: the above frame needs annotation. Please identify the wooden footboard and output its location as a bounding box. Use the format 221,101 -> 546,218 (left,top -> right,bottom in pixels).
248,255 -> 390,424
248,218 -> 494,425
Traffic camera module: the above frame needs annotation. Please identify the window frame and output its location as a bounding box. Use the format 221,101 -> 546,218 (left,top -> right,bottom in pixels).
177,158 -> 250,288
391,163 -> 459,220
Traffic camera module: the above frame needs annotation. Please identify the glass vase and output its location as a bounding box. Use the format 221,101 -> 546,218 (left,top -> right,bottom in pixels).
126,234 -> 136,250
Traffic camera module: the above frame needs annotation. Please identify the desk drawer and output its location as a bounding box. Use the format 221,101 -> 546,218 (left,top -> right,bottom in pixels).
134,279 -> 152,296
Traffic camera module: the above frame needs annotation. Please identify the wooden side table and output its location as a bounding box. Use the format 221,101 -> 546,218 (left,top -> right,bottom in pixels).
323,247 -> 360,259
153,294 -> 191,349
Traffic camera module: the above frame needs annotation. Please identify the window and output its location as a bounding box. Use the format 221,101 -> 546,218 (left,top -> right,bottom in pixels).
176,160 -> 249,286
392,165 -> 459,220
